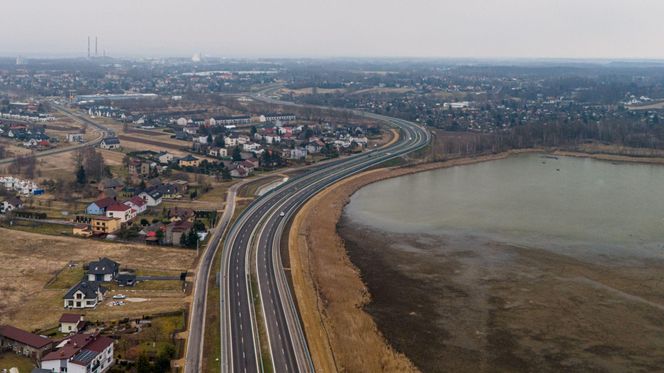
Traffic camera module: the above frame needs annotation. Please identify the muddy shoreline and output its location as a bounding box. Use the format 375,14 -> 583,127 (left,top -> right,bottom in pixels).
290,150 -> 664,372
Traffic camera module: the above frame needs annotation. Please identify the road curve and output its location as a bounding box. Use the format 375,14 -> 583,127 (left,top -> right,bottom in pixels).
219,92 -> 431,373
0,104 -> 110,165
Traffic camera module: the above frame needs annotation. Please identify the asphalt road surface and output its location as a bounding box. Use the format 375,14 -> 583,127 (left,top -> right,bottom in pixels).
217,92 -> 431,373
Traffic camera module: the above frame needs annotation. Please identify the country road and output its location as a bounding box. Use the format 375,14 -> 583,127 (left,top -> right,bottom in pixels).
0,103 -> 110,165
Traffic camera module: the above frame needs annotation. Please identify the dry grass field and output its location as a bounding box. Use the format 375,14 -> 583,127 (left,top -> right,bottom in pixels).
0,228 -> 196,331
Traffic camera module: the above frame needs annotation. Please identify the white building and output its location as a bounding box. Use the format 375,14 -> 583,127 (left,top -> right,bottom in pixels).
63,281 -> 107,309
158,152 -> 174,164
41,334 -> 114,373
59,314 -> 85,334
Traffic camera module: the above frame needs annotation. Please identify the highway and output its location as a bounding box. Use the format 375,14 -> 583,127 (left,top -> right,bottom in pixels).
0,103 -> 111,165
218,91 -> 431,373
185,180 -> 243,373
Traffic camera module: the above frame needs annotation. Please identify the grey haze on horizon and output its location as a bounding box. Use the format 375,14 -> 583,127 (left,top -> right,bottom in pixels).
3,0 -> 662,59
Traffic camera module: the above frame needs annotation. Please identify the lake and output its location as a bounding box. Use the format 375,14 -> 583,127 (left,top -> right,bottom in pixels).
345,154 -> 664,259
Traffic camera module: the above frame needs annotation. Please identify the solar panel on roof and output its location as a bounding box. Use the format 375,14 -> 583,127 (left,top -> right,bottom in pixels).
72,349 -> 98,364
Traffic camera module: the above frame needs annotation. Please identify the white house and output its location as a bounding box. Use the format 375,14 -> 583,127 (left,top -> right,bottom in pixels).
158,152 -> 174,164
41,334 -> 114,373
208,147 -> 228,158
66,133 -> 85,143
123,196 -> 147,215
59,314 -> 85,334
139,190 -> 163,207
64,281 -> 107,309
224,136 -> 238,147
242,142 -> 261,151
264,135 -> 281,144
106,203 -> 134,223
1,196 -> 23,214
100,137 -> 121,150
176,117 -> 188,126
86,257 -> 119,282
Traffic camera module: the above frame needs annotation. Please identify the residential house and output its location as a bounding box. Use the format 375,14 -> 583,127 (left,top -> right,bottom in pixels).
63,281 -> 107,309
139,190 -> 163,207
285,148 -> 307,160
306,139 -> 325,154
59,314 -> 85,334
97,178 -> 124,192
0,325 -> 53,361
183,125 -> 199,135
106,203 -> 134,223
23,138 -> 39,148
261,113 -> 296,122
178,154 -> 201,167
86,257 -> 119,282
155,184 -> 180,199
123,196 -> 147,215
237,134 -> 251,144
66,133 -> 85,142
167,207 -> 195,222
86,197 -> 117,215
90,217 -> 121,234
208,147 -> 227,158
230,165 -> 250,178
99,137 -> 121,150
170,221 -> 194,246
158,152 -> 174,164
242,142 -> 261,151
215,116 -> 251,126
224,135 -> 239,147
40,334 -> 114,373
1,196 -> 23,214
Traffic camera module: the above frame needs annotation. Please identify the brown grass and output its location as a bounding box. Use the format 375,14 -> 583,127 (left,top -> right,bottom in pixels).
0,228 -> 196,330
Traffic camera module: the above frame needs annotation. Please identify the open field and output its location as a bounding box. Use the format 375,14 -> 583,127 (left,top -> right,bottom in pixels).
0,352 -> 35,373
0,228 -> 196,331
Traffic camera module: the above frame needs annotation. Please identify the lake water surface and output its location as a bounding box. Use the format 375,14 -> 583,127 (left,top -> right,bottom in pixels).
345,154 -> 664,258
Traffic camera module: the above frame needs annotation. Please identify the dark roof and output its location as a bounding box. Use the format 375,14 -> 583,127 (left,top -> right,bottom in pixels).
32,369 -> 52,373
0,325 -> 52,349
106,203 -> 130,212
87,257 -> 119,275
41,334 -> 111,362
5,196 -> 22,207
179,154 -> 199,162
91,197 -> 116,209
59,313 -> 82,323
100,178 -> 124,188
142,189 -> 163,200
102,137 -> 120,145
72,349 -> 98,365
64,281 -> 107,299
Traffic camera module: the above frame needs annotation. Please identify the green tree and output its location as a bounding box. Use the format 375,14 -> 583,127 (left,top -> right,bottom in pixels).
75,165 -> 86,185
221,167 -> 231,181
232,147 -> 242,161
136,353 -> 151,373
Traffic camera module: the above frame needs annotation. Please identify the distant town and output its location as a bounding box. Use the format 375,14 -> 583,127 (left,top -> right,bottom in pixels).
2,56 -> 664,373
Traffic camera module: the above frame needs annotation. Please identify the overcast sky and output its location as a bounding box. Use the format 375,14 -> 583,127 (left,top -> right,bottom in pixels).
2,0 -> 663,59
